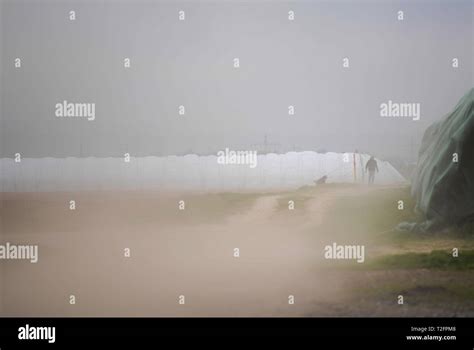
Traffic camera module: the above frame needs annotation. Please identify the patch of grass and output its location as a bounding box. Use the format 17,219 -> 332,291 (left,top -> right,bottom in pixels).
367,250 -> 474,270
318,186 -> 420,242
344,269 -> 474,308
315,185 -> 474,253
356,187 -> 420,234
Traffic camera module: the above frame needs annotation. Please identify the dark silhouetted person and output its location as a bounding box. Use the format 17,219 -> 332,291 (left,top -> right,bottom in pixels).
365,156 -> 378,185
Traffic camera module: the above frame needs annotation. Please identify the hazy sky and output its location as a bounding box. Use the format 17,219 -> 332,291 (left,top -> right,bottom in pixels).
1,0 -> 473,160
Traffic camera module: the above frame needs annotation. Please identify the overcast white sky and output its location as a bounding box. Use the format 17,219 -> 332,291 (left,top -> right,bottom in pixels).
1,0 -> 473,160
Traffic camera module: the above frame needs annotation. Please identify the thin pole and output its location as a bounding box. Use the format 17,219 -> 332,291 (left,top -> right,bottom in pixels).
353,151 -> 357,182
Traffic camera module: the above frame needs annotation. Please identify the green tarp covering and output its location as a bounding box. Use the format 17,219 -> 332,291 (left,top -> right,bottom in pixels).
407,88 -> 474,231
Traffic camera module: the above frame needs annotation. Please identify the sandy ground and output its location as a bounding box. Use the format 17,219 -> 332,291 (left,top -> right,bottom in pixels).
1,186 -> 473,316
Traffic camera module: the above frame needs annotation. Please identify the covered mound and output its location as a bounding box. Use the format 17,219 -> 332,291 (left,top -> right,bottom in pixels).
408,88 -> 474,231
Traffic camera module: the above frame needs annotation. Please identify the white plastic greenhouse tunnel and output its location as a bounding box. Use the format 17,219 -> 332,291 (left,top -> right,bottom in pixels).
1,152 -> 405,192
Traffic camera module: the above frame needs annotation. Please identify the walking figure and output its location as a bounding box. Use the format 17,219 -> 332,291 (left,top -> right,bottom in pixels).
365,156 -> 379,185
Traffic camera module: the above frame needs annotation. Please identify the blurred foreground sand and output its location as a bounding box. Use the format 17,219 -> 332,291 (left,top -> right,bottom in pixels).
1,185 -> 473,316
